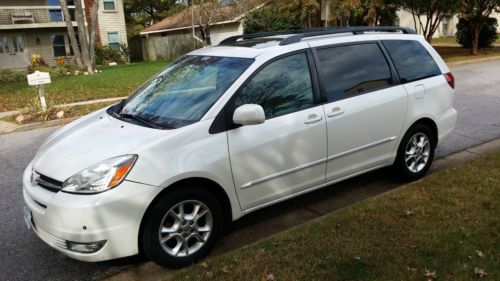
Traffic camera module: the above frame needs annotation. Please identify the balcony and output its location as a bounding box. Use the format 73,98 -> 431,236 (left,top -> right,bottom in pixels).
0,6 -> 76,30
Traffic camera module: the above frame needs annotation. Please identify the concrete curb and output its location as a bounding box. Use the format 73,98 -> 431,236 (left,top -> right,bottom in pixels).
99,138 -> 500,281
0,96 -> 125,119
0,117 -> 79,135
447,55 -> 500,66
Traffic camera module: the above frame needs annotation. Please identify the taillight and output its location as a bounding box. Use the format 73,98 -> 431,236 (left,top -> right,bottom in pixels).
444,72 -> 455,89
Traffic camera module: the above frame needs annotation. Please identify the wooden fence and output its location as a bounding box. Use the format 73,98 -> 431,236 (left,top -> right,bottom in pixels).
129,34 -> 202,62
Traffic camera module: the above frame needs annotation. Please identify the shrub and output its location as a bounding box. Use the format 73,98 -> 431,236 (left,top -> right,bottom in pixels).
243,6 -> 302,34
456,17 -> 498,48
95,44 -> 124,65
0,69 -> 26,83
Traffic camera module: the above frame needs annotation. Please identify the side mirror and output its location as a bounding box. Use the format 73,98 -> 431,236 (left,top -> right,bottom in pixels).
233,104 -> 265,126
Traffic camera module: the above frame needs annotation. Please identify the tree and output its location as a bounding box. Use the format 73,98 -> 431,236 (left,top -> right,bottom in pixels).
457,0 -> 500,54
397,0 -> 460,43
60,0 -> 99,73
60,0 -> 83,69
191,0 -> 262,46
327,0 -> 397,27
123,0 -> 179,38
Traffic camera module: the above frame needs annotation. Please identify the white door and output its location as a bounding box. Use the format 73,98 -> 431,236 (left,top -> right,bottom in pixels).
227,52 -> 327,211
314,42 -> 407,182
0,34 -> 28,70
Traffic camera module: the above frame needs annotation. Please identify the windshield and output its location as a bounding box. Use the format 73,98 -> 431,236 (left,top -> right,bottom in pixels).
118,55 -> 254,129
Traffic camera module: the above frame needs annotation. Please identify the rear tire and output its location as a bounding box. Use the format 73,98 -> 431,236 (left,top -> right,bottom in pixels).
393,123 -> 436,181
141,186 -> 223,268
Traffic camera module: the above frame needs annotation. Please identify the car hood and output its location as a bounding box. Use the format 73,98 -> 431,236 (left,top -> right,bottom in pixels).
33,109 -> 167,182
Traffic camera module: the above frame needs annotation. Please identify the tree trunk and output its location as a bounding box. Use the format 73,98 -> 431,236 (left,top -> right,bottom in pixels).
426,33 -> 433,43
60,0 -> 83,69
88,0 -> 99,73
74,0 -> 92,73
471,24 -> 480,55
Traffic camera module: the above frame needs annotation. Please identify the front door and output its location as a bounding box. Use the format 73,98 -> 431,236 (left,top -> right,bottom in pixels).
227,51 -> 327,211
313,42 -> 407,181
0,34 -> 29,70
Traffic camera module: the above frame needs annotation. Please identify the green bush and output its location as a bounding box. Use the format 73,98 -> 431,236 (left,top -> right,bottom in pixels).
0,69 -> 26,83
456,17 -> 498,48
243,6 -> 302,34
95,44 -> 124,65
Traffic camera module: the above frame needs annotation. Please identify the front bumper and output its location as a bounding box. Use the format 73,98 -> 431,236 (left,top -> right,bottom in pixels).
22,162 -> 161,262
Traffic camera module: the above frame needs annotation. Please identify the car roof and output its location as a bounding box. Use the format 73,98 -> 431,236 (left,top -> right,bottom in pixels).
189,26 -> 421,59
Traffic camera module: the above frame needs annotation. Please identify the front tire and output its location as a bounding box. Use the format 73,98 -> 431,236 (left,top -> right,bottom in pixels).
141,186 -> 223,268
393,123 -> 436,181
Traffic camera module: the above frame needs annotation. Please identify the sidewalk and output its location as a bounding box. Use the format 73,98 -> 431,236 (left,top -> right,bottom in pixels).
100,138 -> 500,281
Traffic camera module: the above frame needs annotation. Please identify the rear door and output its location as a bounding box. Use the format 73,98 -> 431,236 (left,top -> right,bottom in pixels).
312,42 -> 408,181
226,51 -> 328,211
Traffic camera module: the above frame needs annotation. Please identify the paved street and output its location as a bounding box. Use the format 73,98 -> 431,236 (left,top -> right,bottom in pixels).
0,60 -> 499,281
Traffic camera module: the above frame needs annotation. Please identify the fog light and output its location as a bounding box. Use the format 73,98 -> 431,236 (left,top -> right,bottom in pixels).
66,240 -> 106,253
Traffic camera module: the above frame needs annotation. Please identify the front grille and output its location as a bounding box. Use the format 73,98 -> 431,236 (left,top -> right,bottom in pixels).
36,173 -> 63,193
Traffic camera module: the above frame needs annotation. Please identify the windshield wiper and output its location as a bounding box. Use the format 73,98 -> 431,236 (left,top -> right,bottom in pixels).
119,112 -> 167,129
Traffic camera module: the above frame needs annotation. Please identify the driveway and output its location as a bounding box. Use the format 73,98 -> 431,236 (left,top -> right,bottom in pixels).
0,59 -> 499,281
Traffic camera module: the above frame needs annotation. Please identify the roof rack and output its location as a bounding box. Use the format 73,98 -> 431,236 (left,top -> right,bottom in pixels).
219,26 -> 417,46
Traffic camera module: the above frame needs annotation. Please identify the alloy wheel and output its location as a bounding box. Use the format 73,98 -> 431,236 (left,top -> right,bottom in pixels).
405,132 -> 431,173
158,200 -> 213,257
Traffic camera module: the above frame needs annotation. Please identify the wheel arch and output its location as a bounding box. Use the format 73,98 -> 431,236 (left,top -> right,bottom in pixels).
137,177 -> 233,255
411,117 -> 439,146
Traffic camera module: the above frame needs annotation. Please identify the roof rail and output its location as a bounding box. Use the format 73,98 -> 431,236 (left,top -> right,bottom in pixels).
219,26 -> 417,46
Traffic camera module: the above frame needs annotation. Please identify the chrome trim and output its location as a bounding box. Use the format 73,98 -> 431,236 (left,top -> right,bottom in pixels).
240,136 -> 397,189
327,136 -> 396,161
240,158 -> 327,188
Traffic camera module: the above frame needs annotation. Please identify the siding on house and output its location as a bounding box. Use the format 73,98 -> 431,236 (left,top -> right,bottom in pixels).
24,28 -> 73,66
97,0 -> 128,46
210,21 -> 243,45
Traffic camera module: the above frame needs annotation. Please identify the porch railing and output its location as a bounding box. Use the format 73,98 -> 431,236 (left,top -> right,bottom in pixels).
0,6 -> 76,25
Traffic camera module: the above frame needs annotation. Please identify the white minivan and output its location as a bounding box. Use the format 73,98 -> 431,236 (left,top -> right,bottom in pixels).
23,27 -> 457,268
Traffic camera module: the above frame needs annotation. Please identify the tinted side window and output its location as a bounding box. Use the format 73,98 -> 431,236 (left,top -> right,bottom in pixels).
316,43 -> 393,102
383,40 -> 441,83
234,53 -> 314,119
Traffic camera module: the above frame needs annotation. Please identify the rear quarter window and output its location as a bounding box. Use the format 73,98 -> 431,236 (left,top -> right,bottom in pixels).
383,40 -> 441,83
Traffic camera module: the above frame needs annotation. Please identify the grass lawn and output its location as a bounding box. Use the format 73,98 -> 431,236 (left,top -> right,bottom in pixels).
435,46 -> 500,62
432,35 -> 500,45
0,61 -> 168,112
170,150 -> 500,281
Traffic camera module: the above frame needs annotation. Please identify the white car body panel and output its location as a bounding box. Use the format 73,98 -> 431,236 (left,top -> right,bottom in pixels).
23,32 -> 457,262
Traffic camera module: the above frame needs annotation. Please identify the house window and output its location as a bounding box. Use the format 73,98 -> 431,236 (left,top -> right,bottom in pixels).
103,0 -> 116,10
51,34 -> 66,57
107,32 -> 120,49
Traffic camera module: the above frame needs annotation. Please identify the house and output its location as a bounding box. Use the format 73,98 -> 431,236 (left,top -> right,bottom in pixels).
320,0 -> 500,38
0,0 -> 128,70
140,2 -> 263,46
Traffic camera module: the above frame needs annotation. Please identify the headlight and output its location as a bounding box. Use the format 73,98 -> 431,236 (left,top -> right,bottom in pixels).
62,155 -> 137,194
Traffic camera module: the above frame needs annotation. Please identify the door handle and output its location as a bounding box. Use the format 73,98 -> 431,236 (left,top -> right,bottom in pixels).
304,114 -> 323,124
327,107 -> 345,117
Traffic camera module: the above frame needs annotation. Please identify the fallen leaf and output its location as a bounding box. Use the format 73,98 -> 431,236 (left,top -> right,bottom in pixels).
266,274 -> 275,280
201,262 -> 208,268
56,111 -> 64,119
354,256 -> 361,260
15,114 -> 25,124
405,210 -> 414,216
206,271 -> 213,278
221,265 -> 230,273
475,250 -> 485,258
474,267 -> 487,278
424,268 -> 436,280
